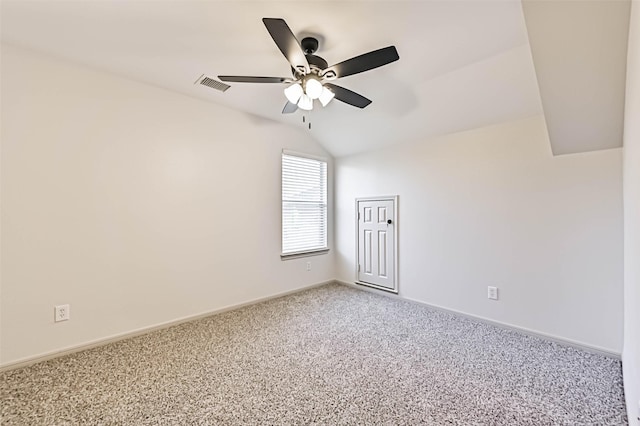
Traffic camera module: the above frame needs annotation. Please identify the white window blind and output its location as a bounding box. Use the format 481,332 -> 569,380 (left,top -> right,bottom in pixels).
282,153 -> 328,255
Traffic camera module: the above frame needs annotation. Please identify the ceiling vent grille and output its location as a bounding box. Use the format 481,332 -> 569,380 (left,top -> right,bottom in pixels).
195,75 -> 230,92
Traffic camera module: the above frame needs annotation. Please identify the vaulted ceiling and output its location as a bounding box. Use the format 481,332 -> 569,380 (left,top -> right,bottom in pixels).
523,0 -> 630,156
1,1 -> 630,157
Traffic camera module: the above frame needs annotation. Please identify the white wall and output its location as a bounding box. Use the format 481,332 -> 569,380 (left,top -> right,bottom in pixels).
623,1 -> 640,423
335,115 -> 623,353
0,45 -> 334,366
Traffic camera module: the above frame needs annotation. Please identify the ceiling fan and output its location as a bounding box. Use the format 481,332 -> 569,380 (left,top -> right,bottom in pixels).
218,18 -> 400,114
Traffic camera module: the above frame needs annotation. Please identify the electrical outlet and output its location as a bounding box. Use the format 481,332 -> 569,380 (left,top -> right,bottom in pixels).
54,304 -> 70,322
487,286 -> 499,300
306,261 -> 311,271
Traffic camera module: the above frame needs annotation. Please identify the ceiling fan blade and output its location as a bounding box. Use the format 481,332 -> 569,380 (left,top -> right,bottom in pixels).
218,76 -> 292,83
324,83 -> 372,108
324,46 -> 399,79
282,101 -> 298,114
262,18 -> 310,74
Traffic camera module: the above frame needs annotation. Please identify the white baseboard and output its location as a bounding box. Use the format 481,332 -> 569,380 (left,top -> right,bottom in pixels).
2,278 -> 619,372
338,280 -> 621,360
0,280 -> 333,372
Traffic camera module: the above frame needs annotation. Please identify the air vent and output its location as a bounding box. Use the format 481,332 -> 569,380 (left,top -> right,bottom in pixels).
195,75 -> 230,92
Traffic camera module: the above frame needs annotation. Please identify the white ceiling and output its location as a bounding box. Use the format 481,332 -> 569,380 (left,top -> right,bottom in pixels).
523,0 -> 630,156
0,0 -> 586,158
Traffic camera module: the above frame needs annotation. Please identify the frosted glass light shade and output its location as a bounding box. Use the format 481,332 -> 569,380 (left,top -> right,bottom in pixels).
319,87 -> 335,107
284,83 -> 304,104
305,78 -> 323,100
297,93 -> 313,111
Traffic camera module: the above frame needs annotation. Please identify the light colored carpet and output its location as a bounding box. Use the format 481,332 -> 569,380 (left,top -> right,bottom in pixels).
1,283 -> 628,425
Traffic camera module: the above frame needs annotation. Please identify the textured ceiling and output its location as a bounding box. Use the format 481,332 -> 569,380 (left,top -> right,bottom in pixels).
1,1 -> 543,156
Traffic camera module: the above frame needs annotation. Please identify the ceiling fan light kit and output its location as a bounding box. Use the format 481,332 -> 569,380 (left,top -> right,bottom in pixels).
297,93 -> 314,111
218,18 -> 399,115
304,77 -> 323,100
319,86 -> 335,107
283,76 -> 335,111
284,83 -> 304,104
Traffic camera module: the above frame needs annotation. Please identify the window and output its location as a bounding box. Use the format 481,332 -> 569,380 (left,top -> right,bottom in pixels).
282,151 -> 328,257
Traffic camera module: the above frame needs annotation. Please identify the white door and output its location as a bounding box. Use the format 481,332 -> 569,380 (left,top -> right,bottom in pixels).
357,197 -> 397,292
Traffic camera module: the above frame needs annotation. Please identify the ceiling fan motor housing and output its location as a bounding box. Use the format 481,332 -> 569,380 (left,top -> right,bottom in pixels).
306,55 -> 328,72
291,54 -> 328,79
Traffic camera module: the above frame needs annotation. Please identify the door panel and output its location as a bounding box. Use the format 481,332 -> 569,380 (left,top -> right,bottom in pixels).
378,230 -> 387,277
364,207 -> 372,223
378,207 -> 386,223
357,198 -> 396,291
364,230 -> 372,274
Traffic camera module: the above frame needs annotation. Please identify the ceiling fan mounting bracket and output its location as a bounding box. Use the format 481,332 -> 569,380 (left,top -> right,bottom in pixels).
301,37 -> 319,55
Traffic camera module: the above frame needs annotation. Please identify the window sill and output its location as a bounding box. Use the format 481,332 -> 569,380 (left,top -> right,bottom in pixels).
280,249 -> 330,260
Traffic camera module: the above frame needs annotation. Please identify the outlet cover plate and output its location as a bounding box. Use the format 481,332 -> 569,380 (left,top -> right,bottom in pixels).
488,286 -> 499,300
54,304 -> 70,322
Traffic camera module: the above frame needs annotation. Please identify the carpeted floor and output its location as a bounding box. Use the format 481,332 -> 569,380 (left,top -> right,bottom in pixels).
0,283 -> 628,425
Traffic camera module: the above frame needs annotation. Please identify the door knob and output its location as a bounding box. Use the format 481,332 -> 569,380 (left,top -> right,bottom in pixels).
387,219 -> 392,224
